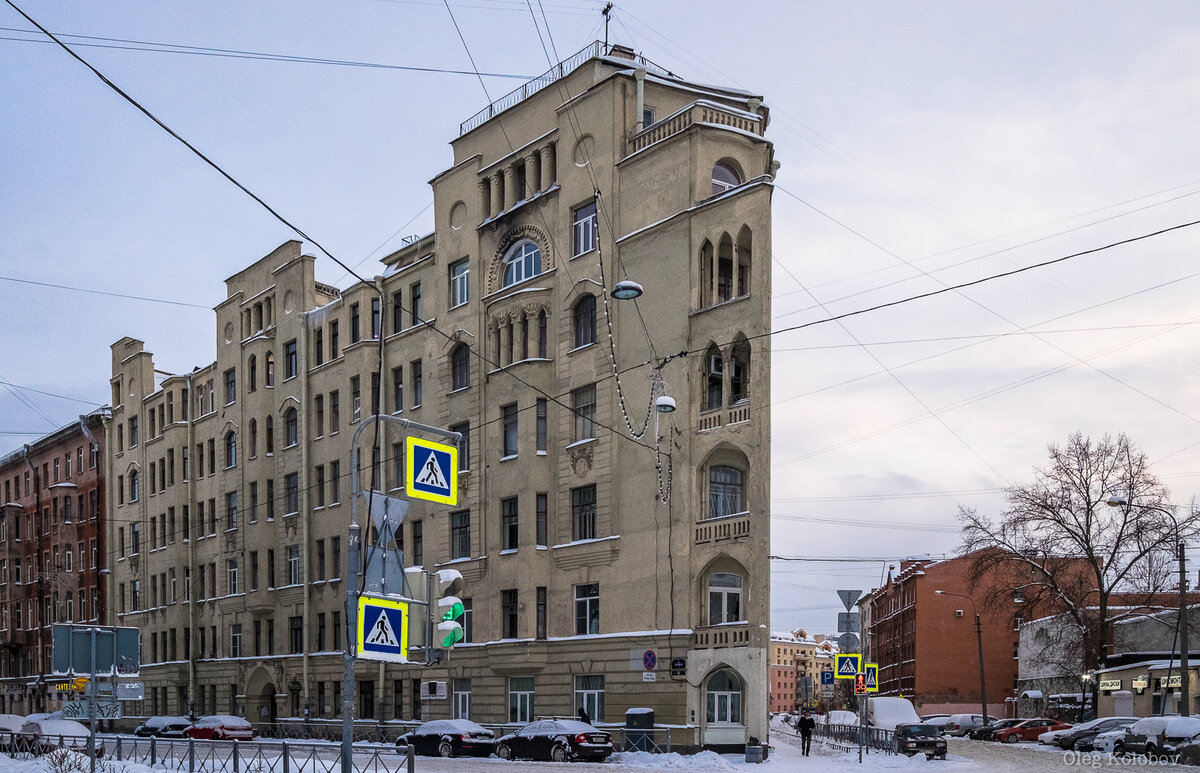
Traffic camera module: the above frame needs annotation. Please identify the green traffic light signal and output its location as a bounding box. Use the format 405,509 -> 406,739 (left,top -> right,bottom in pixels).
441,601 -> 465,622
440,624 -> 465,648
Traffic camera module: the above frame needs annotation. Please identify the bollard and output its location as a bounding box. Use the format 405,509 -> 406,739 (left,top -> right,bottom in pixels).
406,743 -> 415,773
151,736 -> 157,766
116,736 -> 122,761
281,740 -> 289,773
188,738 -> 195,773
233,740 -> 240,773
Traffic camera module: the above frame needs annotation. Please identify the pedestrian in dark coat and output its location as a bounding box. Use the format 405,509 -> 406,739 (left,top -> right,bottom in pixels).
797,710 -> 816,756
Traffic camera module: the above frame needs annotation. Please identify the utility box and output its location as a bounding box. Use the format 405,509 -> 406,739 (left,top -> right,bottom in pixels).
625,708 -> 655,751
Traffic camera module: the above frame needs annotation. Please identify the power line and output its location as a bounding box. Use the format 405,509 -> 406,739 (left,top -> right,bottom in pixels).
0,28 -> 535,78
0,381 -> 104,407
0,275 -> 212,309
771,321 -> 1200,351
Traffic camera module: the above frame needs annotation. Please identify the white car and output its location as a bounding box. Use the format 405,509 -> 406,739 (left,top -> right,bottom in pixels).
1085,727 -> 1130,754
1037,727 -> 1073,744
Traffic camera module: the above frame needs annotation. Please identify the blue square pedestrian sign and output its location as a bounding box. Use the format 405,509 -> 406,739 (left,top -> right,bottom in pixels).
406,436 -> 458,505
357,594 -> 410,664
835,653 -> 861,679
864,662 -> 879,692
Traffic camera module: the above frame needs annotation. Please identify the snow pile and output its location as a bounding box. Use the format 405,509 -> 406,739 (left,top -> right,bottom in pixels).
610,750 -> 736,770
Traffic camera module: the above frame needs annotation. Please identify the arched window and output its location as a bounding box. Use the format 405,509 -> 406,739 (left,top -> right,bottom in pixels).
537,310 -> 548,358
706,668 -> 743,723
225,431 -> 237,468
717,234 -> 735,304
573,294 -> 596,349
451,344 -> 471,390
129,470 -> 140,502
247,355 -> 257,392
265,416 -> 274,454
265,352 -> 275,387
736,226 -> 752,298
284,408 -> 298,447
704,346 -> 723,412
712,162 -> 741,196
709,465 -> 744,518
248,419 -> 258,458
708,573 -> 743,624
729,340 -> 750,404
502,240 -> 542,288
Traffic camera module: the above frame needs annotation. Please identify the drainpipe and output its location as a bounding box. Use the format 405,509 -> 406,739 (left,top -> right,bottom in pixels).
299,314 -> 312,718
374,278 -> 388,723
186,373 -> 197,718
634,67 -> 647,133
21,446 -> 42,712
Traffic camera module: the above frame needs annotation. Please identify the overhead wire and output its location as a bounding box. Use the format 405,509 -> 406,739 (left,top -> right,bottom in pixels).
0,275 -> 212,309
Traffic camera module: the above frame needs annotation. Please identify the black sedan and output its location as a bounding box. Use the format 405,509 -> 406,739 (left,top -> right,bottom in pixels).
893,724 -> 947,759
496,719 -> 614,763
396,719 -> 496,758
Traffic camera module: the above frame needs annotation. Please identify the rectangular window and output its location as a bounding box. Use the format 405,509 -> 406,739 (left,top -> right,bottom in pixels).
571,485 -> 597,541
452,678 -> 471,720
331,536 -> 341,578
536,493 -> 548,547
391,291 -> 404,335
573,200 -> 598,257
268,549 -> 276,589
502,403 -> 518,457
330,390 -> 340,432
508,676 -> 533,723
225,491 -> 238,530
574,674 -> 605,724
450,511 -> 470,559
224,368 -> 236,405
315,465 -> 326,507
330,320 -> 340,357
502,497 -> 518,550
451,422 -> 470,472
290,616 -> 303,654
316,540 -> 326,580
317,613 -> 326,651
536,586 -> 547,639
266,479 -> 275,519
250,551 -> 259,591
329,460 -> 341,504
391,366 -> 403,412
350,303 -> 361,343
351,376 -> 361,421
314,395 -> 324,437
370,297 -> 381,339
314,327 -> 324,366
502,589 -> 518,639
411,521 -> 422,566
284,340 -> 297,380
285,473 -> 299,514
411,360 -> 423,407
572,384 -> 596,442
450,259 -> 469,308
462,597 -> 473,643
575,583 -> 600,635
410,282 -> 422,327
391,442 -> 403,488
129,416 -> 139,447
371,372 -> 380,415
227,560 -> 239,595
288,545 -> 300,585
536,398 -> 547,452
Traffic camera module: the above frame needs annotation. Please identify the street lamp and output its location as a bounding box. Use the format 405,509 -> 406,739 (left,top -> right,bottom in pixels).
1107,495 -> 1189,715
611,280 -> 644,300
935,590 -> 988,724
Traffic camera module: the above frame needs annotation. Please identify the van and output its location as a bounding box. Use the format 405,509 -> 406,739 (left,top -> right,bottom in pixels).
867,697 -> 921,729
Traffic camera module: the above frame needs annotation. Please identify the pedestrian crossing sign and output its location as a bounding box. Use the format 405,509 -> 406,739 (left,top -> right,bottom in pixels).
406,436 -> 458,505
865,663 -> 879,692
835,653 -> 861,679
357,594 -> 410,664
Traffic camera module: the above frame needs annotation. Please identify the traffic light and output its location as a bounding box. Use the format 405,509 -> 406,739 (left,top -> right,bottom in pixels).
434,568 -> 465,649
855,673 -> 867,695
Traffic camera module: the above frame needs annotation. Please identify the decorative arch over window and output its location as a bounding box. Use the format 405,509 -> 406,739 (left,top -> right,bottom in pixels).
129,469 -> 140,502
705,667 -> 744,724
700,445 -> 750,520
712,160 -> 742,196
703,343 -> 723,412
502,240 -> 542,288
284,407 -> 298,447
573,294 -> 596,348
451,343 -> 471,390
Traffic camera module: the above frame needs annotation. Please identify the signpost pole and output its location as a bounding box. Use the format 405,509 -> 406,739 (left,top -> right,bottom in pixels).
88,626 -> 97,773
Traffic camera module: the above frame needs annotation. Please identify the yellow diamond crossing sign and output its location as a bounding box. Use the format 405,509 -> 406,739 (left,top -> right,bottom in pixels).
835,653 -> 861,679
406,436 -> 458,505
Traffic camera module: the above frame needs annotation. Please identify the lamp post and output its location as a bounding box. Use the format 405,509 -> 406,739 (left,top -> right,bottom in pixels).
935,590 -> 988,724
1107,495 -> 1189,715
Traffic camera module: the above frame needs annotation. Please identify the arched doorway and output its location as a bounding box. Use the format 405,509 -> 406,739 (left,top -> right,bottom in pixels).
245,666 -> 278,730
702,666 -> 747,748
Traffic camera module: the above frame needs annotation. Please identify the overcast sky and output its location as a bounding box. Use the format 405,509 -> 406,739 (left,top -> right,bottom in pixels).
3,1 -> 1200,638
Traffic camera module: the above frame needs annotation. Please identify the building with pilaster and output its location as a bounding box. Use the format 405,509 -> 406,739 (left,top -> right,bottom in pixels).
106,41 -> 773,748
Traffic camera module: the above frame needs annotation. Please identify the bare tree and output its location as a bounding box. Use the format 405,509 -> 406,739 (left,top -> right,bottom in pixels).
958,432 -> 1197,678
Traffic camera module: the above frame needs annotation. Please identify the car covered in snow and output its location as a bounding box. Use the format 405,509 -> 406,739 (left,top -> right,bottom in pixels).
823,710 -> 859,726
495,719 -> 613,762
15,719 -> 100,756
1051,716 -> 1137,750
1077,725 -> 1134,754
867,697 -> 921,730
0,713 -> 26,733
1122,716 -> 1200,756
134,715 -> 193,738
183,715 -> 253,741
396,719 -> 496,758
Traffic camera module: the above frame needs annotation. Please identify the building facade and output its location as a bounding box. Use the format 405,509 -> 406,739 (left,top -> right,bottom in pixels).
768,629 -> 836,713
106,42 -> 774,747
0,411 -> 108,714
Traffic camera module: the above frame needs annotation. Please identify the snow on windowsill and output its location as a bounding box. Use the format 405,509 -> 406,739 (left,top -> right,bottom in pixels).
550,535 -> 619,550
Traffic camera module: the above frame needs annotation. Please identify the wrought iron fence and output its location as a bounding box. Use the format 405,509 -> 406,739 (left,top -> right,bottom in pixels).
815,722 -> 895,754
1,732 -> 415,773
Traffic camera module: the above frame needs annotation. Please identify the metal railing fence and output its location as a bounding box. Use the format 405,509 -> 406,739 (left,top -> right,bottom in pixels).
815,722 -> 895,754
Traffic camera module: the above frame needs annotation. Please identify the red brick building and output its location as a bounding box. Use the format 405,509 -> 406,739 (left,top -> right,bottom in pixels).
860,553 -> 1039,715
0,411 -> 108,714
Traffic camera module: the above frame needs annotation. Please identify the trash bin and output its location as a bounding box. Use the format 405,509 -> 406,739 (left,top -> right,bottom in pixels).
745,744 -> 764,763
625,708 -> 655,752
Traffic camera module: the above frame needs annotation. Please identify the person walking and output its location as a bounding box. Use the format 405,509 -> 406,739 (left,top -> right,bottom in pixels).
797,709 -> 815,756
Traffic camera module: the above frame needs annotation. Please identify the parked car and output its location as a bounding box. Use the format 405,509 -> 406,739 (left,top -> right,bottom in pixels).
969,718 -> 1028,740
397,719 -> 496,758
1077,725 -> 1134,754
824,710 -> 859,726
15,719 -> 101,756
920,713 -> 950,722
923,716 -> 955,733
1052,716 -> 1137,750
183,715 -> 254,741
0,714 -> 26,733
495,719 -> 613,762
893,724 -> 948,759
993,718 -> 1071,743
944,713 -> 998,736
134,716 -> 192,738
868,697 -> 921,729
1122,716 -> 1200,756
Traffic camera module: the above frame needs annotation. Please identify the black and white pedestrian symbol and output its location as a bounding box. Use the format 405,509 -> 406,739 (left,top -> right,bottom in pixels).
367,610 -> 399,648
417,454 -> 447,490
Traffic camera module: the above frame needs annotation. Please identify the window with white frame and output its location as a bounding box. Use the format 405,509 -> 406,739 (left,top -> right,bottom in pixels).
452,678 -> 471,719
575,583 -> 599,635
508,676 -> 534,723
574,674 -> 604,722
572,201 -> 597,257
708,572 -> 743,624
287,545 -> 300,585
502,240 -> 541,288
572,384 -> 596,442
450,259 -> 470,308
709,465 -> 744,518
705,669 -> 743,723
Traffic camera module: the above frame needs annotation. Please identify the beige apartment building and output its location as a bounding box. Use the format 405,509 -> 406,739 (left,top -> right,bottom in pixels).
106,41 -> 774,748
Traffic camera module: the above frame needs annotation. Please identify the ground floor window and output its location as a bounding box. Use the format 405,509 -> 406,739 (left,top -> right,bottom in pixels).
509,676 -> 534,722
706,669 -> 743,724
574,674 -> 604,723
453,678 -> 471,719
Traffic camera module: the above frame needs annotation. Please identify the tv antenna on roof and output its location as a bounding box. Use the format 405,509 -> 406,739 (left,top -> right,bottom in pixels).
602,3 -> 613,50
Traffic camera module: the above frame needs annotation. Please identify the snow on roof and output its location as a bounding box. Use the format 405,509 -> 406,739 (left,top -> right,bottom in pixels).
1020,690 -> 1043,699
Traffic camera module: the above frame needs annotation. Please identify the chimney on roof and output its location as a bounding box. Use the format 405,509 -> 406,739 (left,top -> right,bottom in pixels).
608,44 -> 637,60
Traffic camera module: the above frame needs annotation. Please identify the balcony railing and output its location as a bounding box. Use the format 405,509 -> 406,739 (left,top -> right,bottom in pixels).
694,511 -> 751,545
697,400 -> 752,432
696,622 -> 750,649
627,100 -> 764,156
